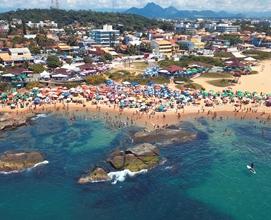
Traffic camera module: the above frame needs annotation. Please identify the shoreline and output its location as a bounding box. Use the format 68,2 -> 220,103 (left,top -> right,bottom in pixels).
2,101 -> 271,130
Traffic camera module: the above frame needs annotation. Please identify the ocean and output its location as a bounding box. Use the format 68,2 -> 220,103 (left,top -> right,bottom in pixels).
0,114 -> 270,220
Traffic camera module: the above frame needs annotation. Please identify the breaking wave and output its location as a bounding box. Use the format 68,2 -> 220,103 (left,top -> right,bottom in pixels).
108,169 -> 148,184
0,160 -> 49,175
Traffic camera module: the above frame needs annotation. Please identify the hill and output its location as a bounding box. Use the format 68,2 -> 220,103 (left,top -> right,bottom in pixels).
0,8 -> 174,31
126,2 -> 242,19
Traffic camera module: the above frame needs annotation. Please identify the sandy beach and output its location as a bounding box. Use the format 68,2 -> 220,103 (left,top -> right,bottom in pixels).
193,59 -> 271,93
2,100 -> 271,131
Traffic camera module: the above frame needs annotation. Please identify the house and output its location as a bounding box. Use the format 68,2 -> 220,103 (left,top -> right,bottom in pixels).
9,48 -> 33,63
0,48 -> 33,65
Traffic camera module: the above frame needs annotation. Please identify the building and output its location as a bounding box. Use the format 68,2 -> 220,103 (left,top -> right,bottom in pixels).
90,25 -> 120,47
0,20 -> 9,33
216,24 -> 240,33
26,20 -> 58,29
0,48 -> 33,65
151,40 -> 175,58
252,36 -> 271,48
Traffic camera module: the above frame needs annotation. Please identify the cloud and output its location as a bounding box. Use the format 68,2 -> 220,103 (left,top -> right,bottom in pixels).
0,0 -> 270,12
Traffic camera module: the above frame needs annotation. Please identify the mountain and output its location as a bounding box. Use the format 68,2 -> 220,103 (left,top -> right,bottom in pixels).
126,2 -> 243,19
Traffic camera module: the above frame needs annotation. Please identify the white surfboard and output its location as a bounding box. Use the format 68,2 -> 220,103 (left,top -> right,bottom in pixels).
247,165 -> 256,174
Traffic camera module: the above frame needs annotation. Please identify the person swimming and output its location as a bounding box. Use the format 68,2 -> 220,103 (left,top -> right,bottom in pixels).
248,162 -> 256,174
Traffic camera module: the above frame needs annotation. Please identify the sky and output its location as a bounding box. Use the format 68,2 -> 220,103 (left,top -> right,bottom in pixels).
0,0 -> 270,12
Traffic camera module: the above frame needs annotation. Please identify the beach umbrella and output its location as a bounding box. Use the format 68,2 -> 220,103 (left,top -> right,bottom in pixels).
33,97 -> 41,105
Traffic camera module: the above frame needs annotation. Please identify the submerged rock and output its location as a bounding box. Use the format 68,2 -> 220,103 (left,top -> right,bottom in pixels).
78,167 -> 111,184
0,151 -> 45,173
132,128 -> 197,146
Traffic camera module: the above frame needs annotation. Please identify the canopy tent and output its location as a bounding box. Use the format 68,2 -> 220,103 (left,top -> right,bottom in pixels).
52,74 -> 68,78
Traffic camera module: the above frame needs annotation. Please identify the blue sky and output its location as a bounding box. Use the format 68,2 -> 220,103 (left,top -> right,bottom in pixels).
0,0 -> 270,12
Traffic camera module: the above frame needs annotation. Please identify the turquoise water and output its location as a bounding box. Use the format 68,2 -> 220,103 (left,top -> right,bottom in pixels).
0,115 -> 271,220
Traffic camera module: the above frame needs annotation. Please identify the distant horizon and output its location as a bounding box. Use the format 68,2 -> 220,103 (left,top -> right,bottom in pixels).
0,1 -> 271,14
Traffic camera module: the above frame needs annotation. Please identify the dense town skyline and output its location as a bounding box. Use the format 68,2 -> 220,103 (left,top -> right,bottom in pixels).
0,0 -> 271,12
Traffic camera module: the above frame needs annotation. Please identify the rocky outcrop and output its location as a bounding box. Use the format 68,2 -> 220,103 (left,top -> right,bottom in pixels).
0,151 -> 45,173
78,167 -> 110,184
79,143 -> 160,184
0,113 -> 32,131
108,143 -> 160,172
132,128 -> 197,146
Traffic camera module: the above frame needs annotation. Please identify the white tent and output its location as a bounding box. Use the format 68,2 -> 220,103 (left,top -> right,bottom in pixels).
244,57 -> 256,61
2,73 -> 15,77
40,70 -> 50,78
52,74 -> 68,78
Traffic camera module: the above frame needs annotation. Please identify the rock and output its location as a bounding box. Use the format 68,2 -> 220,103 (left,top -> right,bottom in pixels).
0,113 -> 32,132
126,143 -> 159,156
107,143 -> 160,172
132,128 -> 197,146
0,151 -> 44,172
108,150 -> 125,170
78,167 -> 110,184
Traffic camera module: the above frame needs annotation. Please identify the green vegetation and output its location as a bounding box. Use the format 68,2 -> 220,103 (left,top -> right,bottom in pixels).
25,81 -> 42,90
0,9 -> 174,32
220,34 -> 243,46
85,75 -> 107,85
28,64 -> 45,74
106,70 -> 132,81
100,53 -> 113,62
36,34 -> 55,48
106,70 -> 170,85
243,50 -> 271,60
214,51 -> 234,58
158,56 -> 224,68
83,56 -> 93,64
47,55 -> 62,68
200,72 -> 232,78
176,82 -> 204,90
0,82 -> 11,92
208,79 -> 233,87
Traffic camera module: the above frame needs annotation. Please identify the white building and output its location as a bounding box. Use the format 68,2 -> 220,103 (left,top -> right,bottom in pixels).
216,24 -> 240,33
26,20 -> 58,29
90,25 -> 120,47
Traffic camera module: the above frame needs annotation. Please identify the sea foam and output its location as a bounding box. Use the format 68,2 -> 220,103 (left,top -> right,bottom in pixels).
31,114 -> 48,120
108,169 -> 148,184
0,160 -> 49,175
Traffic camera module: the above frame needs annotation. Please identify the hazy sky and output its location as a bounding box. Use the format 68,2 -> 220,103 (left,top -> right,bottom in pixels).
0,0 -> 270,12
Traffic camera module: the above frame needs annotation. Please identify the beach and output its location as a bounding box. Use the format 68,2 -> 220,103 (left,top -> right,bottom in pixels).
193,59 -> 271,93
2,100 -> 271,131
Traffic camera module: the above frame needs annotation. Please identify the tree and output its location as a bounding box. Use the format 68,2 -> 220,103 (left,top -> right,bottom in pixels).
67,36 -> 77,46
100,53 -> 113,62
140,42 -> 152,53
47,55 -> 62,68
29,64 -> 45,74
36,34 -> 55,49
83,56 -> 93,64
28,42 -> 41,54
221,34 -> 243,46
